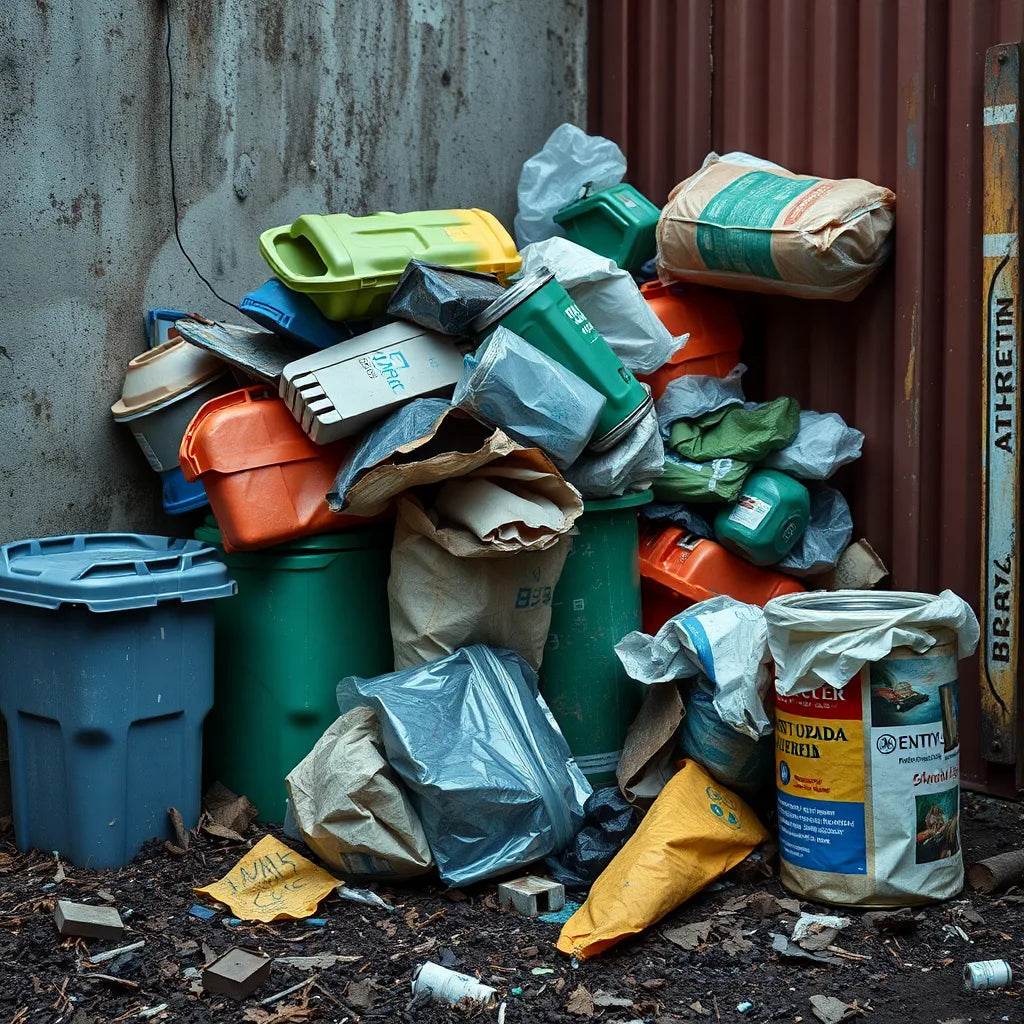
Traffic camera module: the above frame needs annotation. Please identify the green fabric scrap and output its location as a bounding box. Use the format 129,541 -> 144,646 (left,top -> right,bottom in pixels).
669,396 -> 800,463
652,454 -> 753,503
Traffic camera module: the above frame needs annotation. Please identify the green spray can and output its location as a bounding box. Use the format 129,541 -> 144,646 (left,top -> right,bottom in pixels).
471,268 -> 653,450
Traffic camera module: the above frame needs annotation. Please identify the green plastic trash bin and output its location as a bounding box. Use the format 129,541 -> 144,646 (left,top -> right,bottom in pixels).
195,517 -> 393,822
539,491 -> 652,785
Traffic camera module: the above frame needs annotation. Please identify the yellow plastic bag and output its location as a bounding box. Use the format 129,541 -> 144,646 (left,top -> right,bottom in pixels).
557,760 -> 769,959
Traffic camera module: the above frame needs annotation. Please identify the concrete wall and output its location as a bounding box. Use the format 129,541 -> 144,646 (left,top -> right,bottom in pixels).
0,0 -> 587,543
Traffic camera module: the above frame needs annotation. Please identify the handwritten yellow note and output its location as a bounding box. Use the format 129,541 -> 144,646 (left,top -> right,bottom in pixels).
193,835 -> 339,923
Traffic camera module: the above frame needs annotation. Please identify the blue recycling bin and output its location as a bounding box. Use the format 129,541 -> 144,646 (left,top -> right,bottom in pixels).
0,534 -> 235,867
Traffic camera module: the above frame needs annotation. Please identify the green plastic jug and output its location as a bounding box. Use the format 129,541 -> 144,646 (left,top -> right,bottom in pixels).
471,269 -> 652,450
713,470 -> 810,566
553,183 -> 661,271
539,492 -> 651,785
259,209 -> 521,321
195,517 -> 393,822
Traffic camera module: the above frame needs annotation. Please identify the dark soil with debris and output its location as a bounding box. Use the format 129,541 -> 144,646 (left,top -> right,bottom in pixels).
0,795 -> 1021,1024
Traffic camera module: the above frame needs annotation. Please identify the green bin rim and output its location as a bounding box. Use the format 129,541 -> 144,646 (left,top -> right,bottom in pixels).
582,491 -> 653,514
195,515 -> 390,553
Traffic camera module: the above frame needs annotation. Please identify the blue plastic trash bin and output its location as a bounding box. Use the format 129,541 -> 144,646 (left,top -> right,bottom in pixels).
0,534 -> 235,868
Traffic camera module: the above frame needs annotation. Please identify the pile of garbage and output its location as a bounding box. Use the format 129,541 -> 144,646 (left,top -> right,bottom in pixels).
0,123 -> 984,1000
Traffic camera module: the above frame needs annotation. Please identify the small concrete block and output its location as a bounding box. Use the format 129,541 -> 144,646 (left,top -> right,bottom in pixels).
202,946 -> 272,1000
54,900 -> 125,941
497,876 -> 565,918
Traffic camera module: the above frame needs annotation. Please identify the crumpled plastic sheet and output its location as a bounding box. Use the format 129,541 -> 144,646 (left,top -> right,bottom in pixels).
615,596 -> 773,739
564,405 -> 664,499
336,644 -> 590,887
777,485 -> 853,577
328,397 -> 452,511
762,410 -> 864,480
641,501 -> 714,540
452,326 -> 605,469
386,260 -> 505,337
514,123 -> 626,247
765,590 -> 981,695
518,237 -> 685,374
545,786 -> 640,894
655,365 -> 746,437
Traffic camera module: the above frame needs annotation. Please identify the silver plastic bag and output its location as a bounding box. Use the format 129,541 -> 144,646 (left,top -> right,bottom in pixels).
565,404 -> 664,499
452,327 -> 605,469
762,410 -> 864,480
655,365 -> 746,437
518,237 -> 685,374
514,123 -> 626,247
336,644 -> 590,887
778,485 -> 853,577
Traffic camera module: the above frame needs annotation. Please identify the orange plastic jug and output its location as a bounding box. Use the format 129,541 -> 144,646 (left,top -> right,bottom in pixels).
639,525 -> 804,633
636,282 -> 743,400
179,386 -> 373,552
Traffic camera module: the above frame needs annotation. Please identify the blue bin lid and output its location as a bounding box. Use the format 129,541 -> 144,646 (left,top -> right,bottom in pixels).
0,534 -> 237,612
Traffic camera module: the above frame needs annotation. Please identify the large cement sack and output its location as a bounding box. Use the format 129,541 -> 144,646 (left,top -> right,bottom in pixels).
657,153 -> 895,301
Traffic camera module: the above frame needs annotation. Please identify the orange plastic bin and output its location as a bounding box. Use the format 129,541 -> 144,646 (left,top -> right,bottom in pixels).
636,281 -> 743,400
639,525 -> 804,634
180,386 -> 371,553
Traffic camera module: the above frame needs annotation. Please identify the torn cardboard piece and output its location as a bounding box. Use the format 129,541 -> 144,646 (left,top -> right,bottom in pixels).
616,682 -> 684,807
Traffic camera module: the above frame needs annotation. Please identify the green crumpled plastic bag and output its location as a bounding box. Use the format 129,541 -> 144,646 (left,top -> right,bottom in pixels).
669,396 -> 800,464
652,454 -> 752,503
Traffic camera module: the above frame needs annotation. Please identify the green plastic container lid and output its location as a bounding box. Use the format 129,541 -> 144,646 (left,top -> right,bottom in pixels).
582,491 -> 653,514
195,515 -> 391,554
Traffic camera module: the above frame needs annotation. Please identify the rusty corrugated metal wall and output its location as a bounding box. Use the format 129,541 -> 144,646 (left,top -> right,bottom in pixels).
590,0 -> 1024,794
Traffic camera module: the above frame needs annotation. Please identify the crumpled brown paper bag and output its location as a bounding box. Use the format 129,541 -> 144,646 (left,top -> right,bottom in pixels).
286,707 -> 433,880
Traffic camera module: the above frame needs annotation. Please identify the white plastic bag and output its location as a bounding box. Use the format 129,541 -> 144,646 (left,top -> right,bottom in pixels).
762,410 -> 864,480
452,326 -> 605,469
565,405 -> 664,499
765,590 -> 980,695
518,238 -> 685,373
514,123 -> 626,247
615,596 -> 772,739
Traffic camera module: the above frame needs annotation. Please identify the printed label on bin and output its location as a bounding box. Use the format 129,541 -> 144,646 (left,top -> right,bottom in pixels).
867,648 -> 961,874
775,681 -> 867,875
727,495 -> 772,531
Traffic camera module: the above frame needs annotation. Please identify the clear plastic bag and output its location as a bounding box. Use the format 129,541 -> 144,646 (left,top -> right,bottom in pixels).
762,410 -> 864,480
565,405 -> 664,499
386,260 -> 505,337
655,365 -> 746,437
777,485 -> 853,577
514,123 -> 627,247
518,238 -> 685,374
452,327 -> 605,469
336,644 -> 590,887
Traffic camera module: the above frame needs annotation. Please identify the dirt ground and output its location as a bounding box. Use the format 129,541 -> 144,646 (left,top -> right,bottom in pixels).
0,793 -> 1020,1024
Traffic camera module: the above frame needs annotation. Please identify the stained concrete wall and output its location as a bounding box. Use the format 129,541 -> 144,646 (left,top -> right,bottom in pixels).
0,0 -> 586,543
